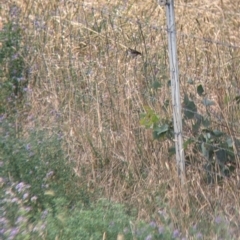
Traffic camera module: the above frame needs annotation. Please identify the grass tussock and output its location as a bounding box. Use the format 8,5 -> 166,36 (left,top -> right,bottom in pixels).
1,0 -> 240,239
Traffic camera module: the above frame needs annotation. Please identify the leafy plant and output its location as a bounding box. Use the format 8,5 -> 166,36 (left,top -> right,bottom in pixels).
183,85 -> 238,182
44,198 -> 133,239
140,106 -> 173,140
140,84 -> 239,183
0,179 -> 45,239
0,14 -> 27,114
0,117 -> 91,219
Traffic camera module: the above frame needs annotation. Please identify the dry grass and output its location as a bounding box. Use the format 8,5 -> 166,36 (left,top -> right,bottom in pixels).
2,0 -> 240,237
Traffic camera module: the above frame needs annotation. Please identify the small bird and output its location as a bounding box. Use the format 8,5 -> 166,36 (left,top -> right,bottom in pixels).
127,48 -> 142,57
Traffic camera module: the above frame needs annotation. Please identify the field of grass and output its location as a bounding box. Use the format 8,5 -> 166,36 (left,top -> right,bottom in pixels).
1,0 -> 240,239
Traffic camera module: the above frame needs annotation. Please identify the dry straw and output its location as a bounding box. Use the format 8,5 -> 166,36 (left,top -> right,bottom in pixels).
2,0 -> 240,237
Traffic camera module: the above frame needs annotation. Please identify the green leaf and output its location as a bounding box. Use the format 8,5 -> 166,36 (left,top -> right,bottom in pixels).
183,94 -> 197,119
202,117 -> 211,127
192,120 -> 201,134
215,149 -> 227,166
187,78 -> 194,84
155,124 -> 169,135
206,133 -> 211,139
152,81 -> 162,89
201,129 -> 213,142
197,84 -> 204,96
234,95 -> 240,104
183,138 -> 194,149
153,124 -> 169,139
168,146 -> 176,156
202,98 -> 215,106
226,137 -> 233,148
162,99 -> 170,111
140,106 -> 160,128
212,129 -> 224,137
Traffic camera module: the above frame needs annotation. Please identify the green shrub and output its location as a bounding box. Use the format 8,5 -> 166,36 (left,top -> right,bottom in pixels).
44,198 -> 134,239
0,117 -> 90,216
0,14 -> 27,114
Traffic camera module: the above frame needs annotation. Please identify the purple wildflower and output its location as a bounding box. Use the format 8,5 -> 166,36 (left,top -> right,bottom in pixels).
9,227 -> 19,239
25,143 -> 31,151
15,182 -> 25,193
173,229 -> 180,238
41,210 -> 48,219
16,216 -> 25,224
9,6 -> 21,18
11,198 -> 18,203
215,216 -> 223,224
158,226 -> 165,234
196,232 -> 203,239
149,221 -> 157,228
46,171 -> 54,178
0,228 -> 6,235
23,193 -> 29,200
145,234 -> 153,240
31,196 -> 37,202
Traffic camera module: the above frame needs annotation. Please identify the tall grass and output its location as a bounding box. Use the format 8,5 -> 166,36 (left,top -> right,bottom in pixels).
1,0 -> 240,239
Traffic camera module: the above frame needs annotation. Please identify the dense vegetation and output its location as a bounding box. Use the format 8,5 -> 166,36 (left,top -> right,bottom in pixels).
1,0 -> 240,239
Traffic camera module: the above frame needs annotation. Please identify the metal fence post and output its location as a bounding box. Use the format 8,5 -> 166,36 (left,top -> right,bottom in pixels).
158,0 -> 185,184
